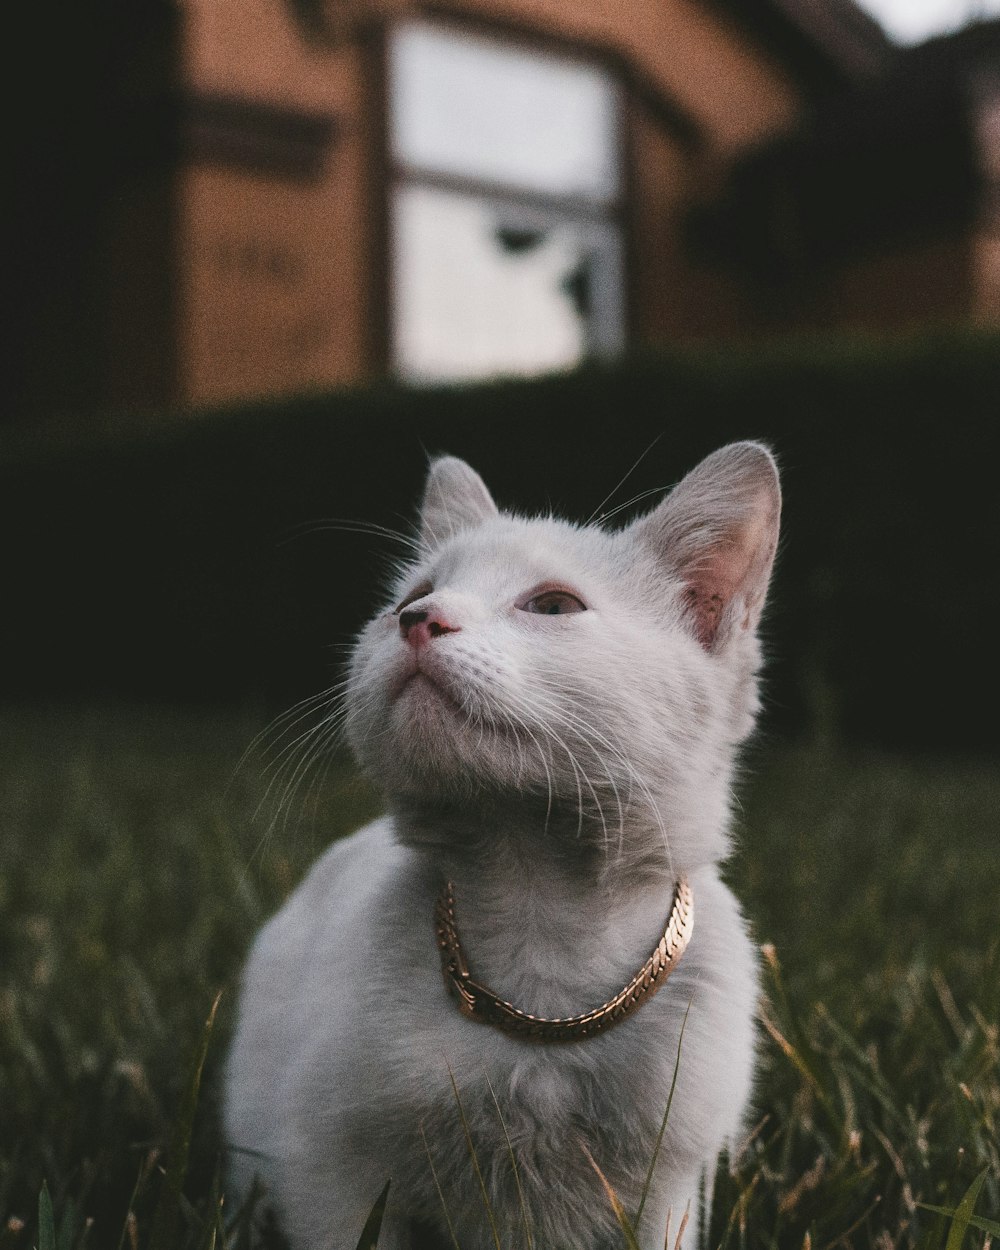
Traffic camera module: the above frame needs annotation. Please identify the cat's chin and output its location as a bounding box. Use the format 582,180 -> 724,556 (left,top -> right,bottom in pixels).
366,681 -> 519,797
392,670 -> 464,726
395,670 -> 460,710
385,672 -> 470,764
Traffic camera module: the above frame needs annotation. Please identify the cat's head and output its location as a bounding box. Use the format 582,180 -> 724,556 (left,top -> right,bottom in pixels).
346,443 -> 780,869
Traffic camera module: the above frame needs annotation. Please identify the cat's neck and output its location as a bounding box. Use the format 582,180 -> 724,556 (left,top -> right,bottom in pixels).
394,793 -> 678,885
393,799 -> 683,1015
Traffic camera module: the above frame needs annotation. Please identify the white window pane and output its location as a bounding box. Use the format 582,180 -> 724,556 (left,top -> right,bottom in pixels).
390,22 -> 621,203
391,184 -> 624,383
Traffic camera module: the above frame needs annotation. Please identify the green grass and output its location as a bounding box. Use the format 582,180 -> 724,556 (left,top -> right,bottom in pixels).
0,704 -> 996,1248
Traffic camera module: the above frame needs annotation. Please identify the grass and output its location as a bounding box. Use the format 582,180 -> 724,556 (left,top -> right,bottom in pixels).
0,703 -> 997,1248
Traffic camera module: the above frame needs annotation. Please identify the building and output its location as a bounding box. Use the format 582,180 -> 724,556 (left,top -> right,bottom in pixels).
10,0 -> 918,417
698,18 -> 1000,334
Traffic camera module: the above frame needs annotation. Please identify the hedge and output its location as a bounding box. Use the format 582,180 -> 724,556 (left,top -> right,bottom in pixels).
2,329 -> 997,753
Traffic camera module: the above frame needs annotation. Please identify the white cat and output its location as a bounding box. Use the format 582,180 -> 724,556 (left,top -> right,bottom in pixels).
225,442 -> 781,1250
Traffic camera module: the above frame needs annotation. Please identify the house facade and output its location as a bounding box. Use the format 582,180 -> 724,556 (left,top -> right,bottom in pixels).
15,0 -> 895,416
173,0 -> 833,410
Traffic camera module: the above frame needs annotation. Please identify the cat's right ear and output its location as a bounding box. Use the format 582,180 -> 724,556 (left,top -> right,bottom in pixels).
630,442 -> 781,652
419,456 -> 499,551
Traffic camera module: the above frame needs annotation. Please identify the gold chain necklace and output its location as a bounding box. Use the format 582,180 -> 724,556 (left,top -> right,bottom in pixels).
434,877 -> 693,1043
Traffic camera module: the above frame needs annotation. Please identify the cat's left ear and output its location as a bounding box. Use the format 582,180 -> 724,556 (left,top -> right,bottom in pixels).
631,442 -> 781,651
419,456 -> 499,551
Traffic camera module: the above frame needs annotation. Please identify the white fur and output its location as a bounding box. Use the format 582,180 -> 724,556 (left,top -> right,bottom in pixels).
225,444 -> 781,1249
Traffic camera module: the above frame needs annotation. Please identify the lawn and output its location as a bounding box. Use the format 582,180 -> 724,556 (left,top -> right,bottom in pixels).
0,704 -> 996,1248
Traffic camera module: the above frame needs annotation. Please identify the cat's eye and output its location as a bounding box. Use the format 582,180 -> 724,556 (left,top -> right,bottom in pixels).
394,581 -> 432,613
520,590 -> 587,616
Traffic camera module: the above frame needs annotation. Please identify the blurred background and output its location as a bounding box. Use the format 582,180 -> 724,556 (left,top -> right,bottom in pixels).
11,0 -> 1000,413
4,0 -> 1000,744
2,0 -> 999,1245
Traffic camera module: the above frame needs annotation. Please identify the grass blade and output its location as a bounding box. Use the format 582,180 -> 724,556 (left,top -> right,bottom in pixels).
354,1180 -> 391,1250
446,1064 -> 502,1250
636,996 -> 694,1230
671,1202 -> 690,1250
484,1072 -> 534,1250
37,1183 -> 56,1250
148,991 -> 222,1250
115,1150 -> 158,1250
919,1204 -> 1000,1238
225,1171 -> 277,1249
760,946 -> 842,1137
582,1144 -> 642,1250
919,1167 -> 992,1250
195,1160 -> 223,1250
420,1122 -> 463,1250
946,1170 -> 989,1250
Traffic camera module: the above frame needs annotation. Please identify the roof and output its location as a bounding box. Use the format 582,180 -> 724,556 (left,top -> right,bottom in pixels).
693,18 -> 1000,274
700,0 -> 895,98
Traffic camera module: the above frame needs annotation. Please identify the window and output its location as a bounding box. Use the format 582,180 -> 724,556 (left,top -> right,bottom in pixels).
387,21 -> 625,383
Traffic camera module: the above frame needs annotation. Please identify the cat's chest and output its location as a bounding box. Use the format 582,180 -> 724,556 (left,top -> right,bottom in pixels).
365,973 -> 677,1165
337,847 -> 703,1183
372,1010 -> 671,1216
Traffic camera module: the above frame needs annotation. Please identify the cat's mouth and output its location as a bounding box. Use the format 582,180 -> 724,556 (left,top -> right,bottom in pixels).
391,663 -> 465,717
394,670 -> 526,746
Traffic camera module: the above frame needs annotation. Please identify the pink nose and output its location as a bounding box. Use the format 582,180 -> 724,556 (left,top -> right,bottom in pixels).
399,605 -> 461,649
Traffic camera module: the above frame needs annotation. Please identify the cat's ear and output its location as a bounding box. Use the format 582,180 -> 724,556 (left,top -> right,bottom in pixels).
631,442 -> 781,651
419,456 -> 499,551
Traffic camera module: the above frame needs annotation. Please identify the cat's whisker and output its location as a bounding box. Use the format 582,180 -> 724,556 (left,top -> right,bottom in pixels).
505,688 -> 610,846
294,718 -> 352,837
550,712 -> 630,855
277,517 -> 422,556
593,484 -> 673,527
532,676 -> 675,872
256,692 -> 348,767
513,687 -> 627,807
230,683 -> 342,787
252,725 -> 329,825
258,716 -> 337,835
584,434 -> 664,526
259,674 -> 350,731
256,705 -> 340,790
269,695 -> 362,831
251,681 -> 377,836
528,714 -> 587,837
508,696 -> 588,832
490,698 -> 557,831
457,665 -> 668,871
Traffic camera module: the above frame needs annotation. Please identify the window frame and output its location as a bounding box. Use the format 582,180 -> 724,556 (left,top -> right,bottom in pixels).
377,14 -> 633,383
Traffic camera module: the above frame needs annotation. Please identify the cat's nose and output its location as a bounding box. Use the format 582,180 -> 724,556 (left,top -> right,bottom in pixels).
399,605 -> 461,649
